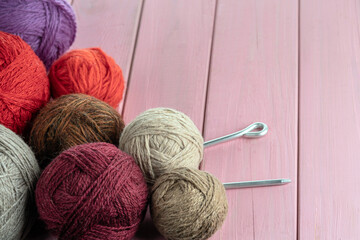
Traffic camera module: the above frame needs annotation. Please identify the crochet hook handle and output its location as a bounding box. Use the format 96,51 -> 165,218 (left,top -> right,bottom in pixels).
204,122 -> 268,148
223,178 -> 291,189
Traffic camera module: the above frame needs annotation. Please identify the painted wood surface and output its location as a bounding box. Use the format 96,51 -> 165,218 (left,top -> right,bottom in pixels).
122,0 -> 216,128
299,0 -> 360,239
71,0 -> 143,112
202,0 -> 298,239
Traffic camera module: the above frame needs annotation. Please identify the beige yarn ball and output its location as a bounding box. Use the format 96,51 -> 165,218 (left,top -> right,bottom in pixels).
119,108 -> 203,184
0,124 -> 40,240
151,167 -> 228,240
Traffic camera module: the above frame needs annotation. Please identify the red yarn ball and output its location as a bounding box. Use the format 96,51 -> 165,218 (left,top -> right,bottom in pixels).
35,142 -> 148,240
49,48 -> 125,109
0,31 -> 50,134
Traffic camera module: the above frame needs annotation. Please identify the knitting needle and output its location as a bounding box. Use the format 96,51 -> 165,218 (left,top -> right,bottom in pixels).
204,122 -> 268,148
223,178 -> 291,189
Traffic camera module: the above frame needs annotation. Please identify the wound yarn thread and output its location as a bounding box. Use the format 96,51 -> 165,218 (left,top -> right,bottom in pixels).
0,0 -> 77,69
119,108 -> 204,185
0,31 -> 50,135
151,167 -> 228,240
36,142 -> 149,240
49,48 -> 125,109
0,124 -> 40,240
29,94 -> 124,168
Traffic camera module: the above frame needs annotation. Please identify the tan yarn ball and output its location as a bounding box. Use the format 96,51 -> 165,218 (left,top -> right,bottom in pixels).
151,167 -> 228,240
119,108 -> 203,184
0,124 -> 40,240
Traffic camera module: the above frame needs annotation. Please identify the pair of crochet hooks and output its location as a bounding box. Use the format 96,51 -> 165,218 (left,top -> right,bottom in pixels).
204,122 -> 291,189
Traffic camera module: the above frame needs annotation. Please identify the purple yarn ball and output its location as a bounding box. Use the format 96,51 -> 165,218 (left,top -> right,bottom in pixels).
0,0 -> 76,69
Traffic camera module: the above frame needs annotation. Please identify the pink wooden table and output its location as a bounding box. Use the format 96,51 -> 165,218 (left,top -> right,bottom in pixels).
28,0 -> 360,239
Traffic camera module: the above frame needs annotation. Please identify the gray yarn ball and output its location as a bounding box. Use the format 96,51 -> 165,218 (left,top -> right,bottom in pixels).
0,124 -> 40,240
119,108 -> 204,185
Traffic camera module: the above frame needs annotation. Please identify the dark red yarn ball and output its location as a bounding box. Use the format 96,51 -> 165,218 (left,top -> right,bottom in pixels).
35,142 -> 148,240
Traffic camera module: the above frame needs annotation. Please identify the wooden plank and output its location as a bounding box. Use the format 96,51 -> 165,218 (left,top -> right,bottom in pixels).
122,0 -> 216,129
124,1 -> 216,239
299,0 -> 360,239
202,0 -> 298,239
71,0 -> 143,111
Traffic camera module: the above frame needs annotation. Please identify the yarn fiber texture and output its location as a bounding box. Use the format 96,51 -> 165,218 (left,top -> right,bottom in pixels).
0,124 -> 40,240
36,142 -> 149,240
119,108 -> 204,185
151,168 -> 228,240
49,48 -> 125,108
0,31 -> 50,135
29,94 -> 124,168
0,0 -> 76,69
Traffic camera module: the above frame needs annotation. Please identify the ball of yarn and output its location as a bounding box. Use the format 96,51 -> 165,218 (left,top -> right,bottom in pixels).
0,0 -> 76,69
29,93 -> 124,168
119,108 -> 204,185
36,142 -> 149,240
49,48 -> 125,108
0,124 -> 40,240
151,168 -> 228,240
0,31 -> 50,135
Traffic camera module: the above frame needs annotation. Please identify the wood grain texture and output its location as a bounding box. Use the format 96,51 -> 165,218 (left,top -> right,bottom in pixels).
299,0 -> 360,239
71,0 -> 143,111
124,1 -> 216,239
202,0 -> 298,239
122,0 -> 216,129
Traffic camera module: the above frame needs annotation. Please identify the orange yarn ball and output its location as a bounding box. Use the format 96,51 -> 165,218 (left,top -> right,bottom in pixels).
49,48 -> 125,108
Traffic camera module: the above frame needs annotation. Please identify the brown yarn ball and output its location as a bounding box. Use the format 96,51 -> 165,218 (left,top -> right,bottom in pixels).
151,167 -> 228,240
119,108 -> 204,185
29,93 -> 124,168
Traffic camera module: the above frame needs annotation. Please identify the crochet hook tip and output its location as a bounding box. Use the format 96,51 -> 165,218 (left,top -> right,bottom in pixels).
280,178 -> 291,184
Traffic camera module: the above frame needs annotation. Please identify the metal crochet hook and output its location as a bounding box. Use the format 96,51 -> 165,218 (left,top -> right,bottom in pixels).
223,178 -> 291,189
204,122 -> 268,148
